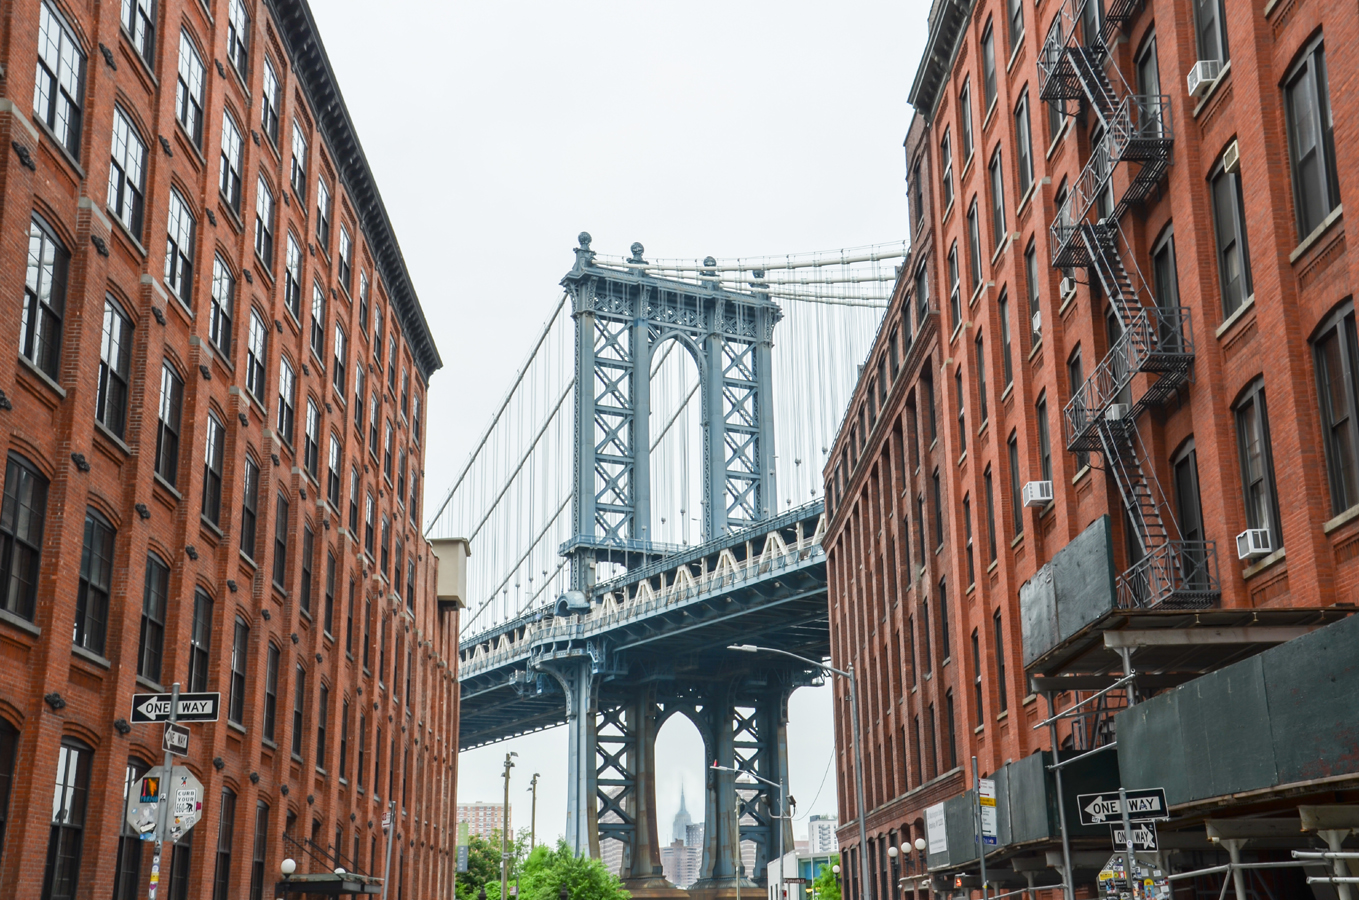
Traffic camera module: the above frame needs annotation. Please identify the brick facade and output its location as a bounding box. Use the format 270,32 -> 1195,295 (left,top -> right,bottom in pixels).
0,1 -> 460,899
825,0 -> 1359,896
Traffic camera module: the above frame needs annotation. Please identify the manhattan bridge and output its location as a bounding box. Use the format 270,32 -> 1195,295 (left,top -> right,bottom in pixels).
425,233 -> 904,900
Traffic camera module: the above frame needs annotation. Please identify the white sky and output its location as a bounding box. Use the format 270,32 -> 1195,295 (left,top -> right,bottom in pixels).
310,0 -> 925,851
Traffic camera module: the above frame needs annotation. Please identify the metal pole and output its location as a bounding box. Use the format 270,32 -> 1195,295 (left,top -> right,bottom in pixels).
779,777 -> 787,900
502,753 -> 515,900
529,774 -> 539,851
1117,787 -> 1135,897
1044,693 -> 1075,900
147,682 -> 179,900
848,667 -> 872,900
972,757 -> 988,900
381,800 -> 396,900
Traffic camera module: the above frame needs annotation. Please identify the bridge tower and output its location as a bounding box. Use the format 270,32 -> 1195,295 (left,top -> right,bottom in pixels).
547,234 -> 793,900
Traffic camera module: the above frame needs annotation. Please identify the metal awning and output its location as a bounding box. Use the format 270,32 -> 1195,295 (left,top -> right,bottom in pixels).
275,873 -> 383,896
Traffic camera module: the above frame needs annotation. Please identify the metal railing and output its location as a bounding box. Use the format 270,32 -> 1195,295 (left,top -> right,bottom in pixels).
1116,541 -> 1220,610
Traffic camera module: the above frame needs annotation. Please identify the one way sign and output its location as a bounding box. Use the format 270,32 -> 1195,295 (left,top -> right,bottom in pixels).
1077,788 -> 1169,825
130,692 -> 221,723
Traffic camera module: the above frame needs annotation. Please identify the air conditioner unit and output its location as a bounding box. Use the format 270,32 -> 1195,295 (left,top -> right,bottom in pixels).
1222,139 -> 1240,175
1060,276 -> 1077,299
1187,60 -> 1222,98
1022,480 -> 1054,508
1031,310 -> 1043,334
1235,528 -> 1272,560
1105,403 -> 1129,421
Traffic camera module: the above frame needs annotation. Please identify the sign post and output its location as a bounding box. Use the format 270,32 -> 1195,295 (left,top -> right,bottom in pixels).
971,757 -> 990,900
147,682 -> 179,900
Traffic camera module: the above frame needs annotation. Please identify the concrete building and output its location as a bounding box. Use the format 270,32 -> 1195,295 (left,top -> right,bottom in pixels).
807,815 -> 839,855
0,2 -> 458,900
458,801 -> 511,842
825,0 -> 1359,896
660,838 -> 703,889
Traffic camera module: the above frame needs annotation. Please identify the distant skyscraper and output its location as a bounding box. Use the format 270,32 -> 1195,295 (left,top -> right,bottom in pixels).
673,787 -> 694,843
458,801 -> 512,841
661,838 -> 703,888
807,815 -> 838,854
686,822 -> 705,849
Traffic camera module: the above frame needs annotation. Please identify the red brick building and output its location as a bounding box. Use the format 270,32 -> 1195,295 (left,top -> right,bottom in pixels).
0,1 -> 462,899
826,0 -> 1359,896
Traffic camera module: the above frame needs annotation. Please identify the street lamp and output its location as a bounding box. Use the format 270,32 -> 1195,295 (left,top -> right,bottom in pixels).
729,644 -> 871,900
913,838 -> 927,900
887,845 -> 899,900
711,761 -> 789,896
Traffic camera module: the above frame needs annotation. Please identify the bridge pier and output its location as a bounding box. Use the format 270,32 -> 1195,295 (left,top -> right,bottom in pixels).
539,656 -> 601,858
617,688 -> 689,900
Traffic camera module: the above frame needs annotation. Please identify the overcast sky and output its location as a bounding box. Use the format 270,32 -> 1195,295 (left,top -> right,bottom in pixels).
310,0 -> 924,852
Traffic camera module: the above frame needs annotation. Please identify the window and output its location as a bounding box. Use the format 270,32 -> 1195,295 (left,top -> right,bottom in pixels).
255,176 -> 275,265
349,468 -> 360,532
388,336 -> 398,390
305,400 -> 320,478
229,617 -> 248,724
1136,34 -> 1162,131
287,122 -> 308,199
300,525 -> 314,615
966,199 -> 982,291
1235,380 -> 1282,550
241,455 -> 260,557
209,256 -> 235,357
1007,0 -> 1023,50
34,2 -> 84,159
339,699 -> 350,778
246,311 -> 267,400
1015,91 -> 1033,196
989,149 -> 1006,250
397,449 -> 407,503
1210,161 -> 1252,318
1008,432 -> 1023,536
120,0 -> 156,65
284,234 -> 303,319
369,393 -> 380,454
108,108 -> 147,236
975,336 -> 988,424
41,739 -> 92,900
168,824 -> 193,900
220,111 -> 245,213
959,78 -> 974,161
278,357 -> 296,445
138,554 -> 169,682
328,436 -> 342,508
176,31 -> 205,146
357,713 -> 367,787
993,611 -> 1008,711
307,283 -> 327,362
354,366 -> 366,434
113,757 -> 148,900
1193,0 -> 1229,64
984,467 -> 998,562
401,370 -> 410,418
940,128 -> 954,210
273,494 -> 289,588
359,272 -> 370,333
384,420 -> 394,480
963,495 -> 975,586
96,297 -> 133,439
324,552 -> 336,635
164,189 -> 195,300
1285,39 -> 1340,239
263,643 -> 279,742
155,363 -> 184,485
409,472 -> 419,528
202,413 -> 225,526
932,469 -> 944,548
292,665 -> 307,758
406,556 -> 416,609
188,588 -> 212,691
333,325 -> 348,395
955,368 -> 967,455
226,0 -> 250,75
249,803 -> 269,900
346,581 -> 355,654
1024,240 -> 1041,338
0,723 -> 15,862
413,394 -> 422,443
947,243 -> 961,329
374,306 -> 384,363
211,787 -> 235,900
339,226 -> 353,290
1036,394 -> 1052,482
317,178 -> 332,247
380,516 -> 391,578
259,57 -> 281,142
74,510 -> 115,656
1152,226 -> 1181,336
21,214 -> 69,380
362,598 -> 372,670
924,370 -> 937,441
1315,307 -> 1359,513
365,493 -> 376,557
982,23 -> 997,109
1173,440 -> 1210,588
1068,347 -> 1088,469
996,290 -> 1014,387
317,683 -> 329,769
911,159 -> 923,228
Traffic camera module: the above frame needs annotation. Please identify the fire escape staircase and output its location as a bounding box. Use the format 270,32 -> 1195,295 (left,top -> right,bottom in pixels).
1039,0 -> 1219,610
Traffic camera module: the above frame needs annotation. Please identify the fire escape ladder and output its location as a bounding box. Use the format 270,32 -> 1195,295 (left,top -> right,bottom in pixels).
1082,222 -> 1143,328
1097,416 -> 1171,556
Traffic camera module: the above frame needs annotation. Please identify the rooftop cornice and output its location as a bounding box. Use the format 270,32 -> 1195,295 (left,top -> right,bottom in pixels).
907,0 -> 976,122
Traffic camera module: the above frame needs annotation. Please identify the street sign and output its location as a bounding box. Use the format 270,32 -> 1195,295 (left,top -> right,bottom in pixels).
163,723 -> 190,757
126,766 -> 204,842
926,803 -> 948,855
978,778 -> 998,845
1111,822 -> 1158,852
785,878 -> 810,885
1077,787 -> 1169,825
131,692 -> 221,723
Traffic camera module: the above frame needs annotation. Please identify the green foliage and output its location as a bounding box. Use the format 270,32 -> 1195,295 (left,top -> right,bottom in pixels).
812,859 -> 841,900
517,840 -> 630,900
456,831 -> 504,900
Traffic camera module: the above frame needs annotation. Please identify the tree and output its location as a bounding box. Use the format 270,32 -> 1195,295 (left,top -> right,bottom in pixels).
518,841 -> 630,900
457,829 -> 534,900
811,859 -> 841,900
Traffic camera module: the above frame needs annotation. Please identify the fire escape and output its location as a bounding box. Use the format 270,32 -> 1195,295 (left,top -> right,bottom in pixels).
1038,0 -> 1220,610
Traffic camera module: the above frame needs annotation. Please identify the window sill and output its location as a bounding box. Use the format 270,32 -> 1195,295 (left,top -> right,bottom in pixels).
0,608 -> 40,638
174,120 -> 207,169
974,724 -> 985,735
136,674 -> 164,692
1000,382 -> 1013,402
1242,546 -> 1286,580
1045,117 -> 1071,160
1214,293 -> 1256,339
958,450 -> 968,466
996,710 -> 1009,723
254,252 -> 275,283
982,98 -> 998,131
1028,335 -> 1043,361
970,280 -> 986,308
1022,692 -> 1038,707
17,353 -> 66,399
965,582 -> 976,596
986,559 -> 998,574
1289,204 -> 1344,264
238,550 -> 258,573
94,420 -> 131,457
1015,181 -> 1037,218
72,644 -> 111,669
1191,60 -> 1232,119
1072,465 -> 1090,485
200,516 -> 224,539
1006,34 -> 1025,73
108,209 -> 148,258
263,738 -> 278,751
153,472 -> 182,501
1058,284 -> 1078,318
1323,504 -> 1359,534
291,753 -> 304,764
32,112 -> 86,180
219,199 -> 244,234
228,720 -> 247,735
1011,532 -> 1024,548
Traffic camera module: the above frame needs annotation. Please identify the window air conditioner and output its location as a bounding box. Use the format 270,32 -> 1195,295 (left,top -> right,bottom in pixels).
1105,403 -> 1129,421
1236,528 -> 1272,560
1022,480 -> 1054,508
1187,60 -> 1222,98
1222,139 -> 1241,175
1031,310 -> 1043,334
1060,276 -> 1077,299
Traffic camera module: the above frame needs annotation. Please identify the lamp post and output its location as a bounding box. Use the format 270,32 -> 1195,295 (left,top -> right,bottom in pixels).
711,761 -> 789,898
502,752 -> 518,900
729,645 -> 871,900
887,845 -> 899,900
528,773 -> 540,851
912,838 -> 927,900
